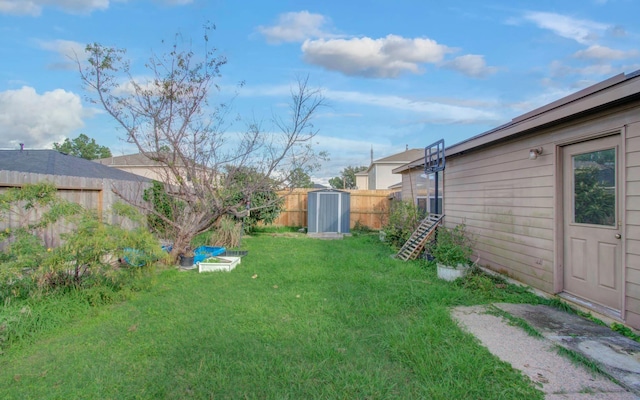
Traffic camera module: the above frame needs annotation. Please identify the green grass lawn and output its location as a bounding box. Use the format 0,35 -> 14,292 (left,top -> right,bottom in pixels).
0,232 -> 544,399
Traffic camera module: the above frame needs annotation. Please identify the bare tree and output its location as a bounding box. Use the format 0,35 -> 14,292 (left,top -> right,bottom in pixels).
78,27 -> 326,260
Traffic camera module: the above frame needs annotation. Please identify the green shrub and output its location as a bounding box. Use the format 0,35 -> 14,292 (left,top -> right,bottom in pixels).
143,180 -> 184,239
427,224 -> 473,266
1,183 -> 165,303
381,200 -> 423,249
352,219 -> 373,235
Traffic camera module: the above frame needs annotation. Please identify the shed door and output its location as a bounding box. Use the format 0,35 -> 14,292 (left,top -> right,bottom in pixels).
562,135 -> 622,311
318,193 -> 340,232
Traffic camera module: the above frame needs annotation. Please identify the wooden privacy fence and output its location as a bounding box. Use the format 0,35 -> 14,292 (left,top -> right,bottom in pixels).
271,189 -> 395,230
0,171 -> 151,248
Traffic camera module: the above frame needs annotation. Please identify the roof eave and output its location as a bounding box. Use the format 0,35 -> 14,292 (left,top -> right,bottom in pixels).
446,70 -> 640,157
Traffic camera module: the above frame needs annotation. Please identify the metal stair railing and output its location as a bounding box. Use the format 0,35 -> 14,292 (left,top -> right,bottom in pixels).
396,214 -> 444,261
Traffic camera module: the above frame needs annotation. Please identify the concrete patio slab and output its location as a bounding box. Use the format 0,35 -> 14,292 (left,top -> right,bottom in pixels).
452,305 -> 639,399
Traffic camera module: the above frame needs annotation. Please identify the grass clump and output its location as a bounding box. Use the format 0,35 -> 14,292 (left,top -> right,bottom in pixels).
611,323 -> 640,343
554,346 -> 610,377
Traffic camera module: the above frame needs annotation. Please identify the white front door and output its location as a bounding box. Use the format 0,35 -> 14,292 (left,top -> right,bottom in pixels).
562,135 -> 622,311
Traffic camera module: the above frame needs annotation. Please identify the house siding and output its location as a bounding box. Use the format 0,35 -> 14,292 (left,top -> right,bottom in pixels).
373,163 -> 402,189
368,167 -> 376,190
445,134 -> 557,292
399,169 -> 428,203
355,174 -> 368,190
443,103 -> 640,327
625,121 -> 640,327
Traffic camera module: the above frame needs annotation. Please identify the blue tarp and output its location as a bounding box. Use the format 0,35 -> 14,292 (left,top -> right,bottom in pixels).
124,244 -> 226,266
194,246 -> 226,263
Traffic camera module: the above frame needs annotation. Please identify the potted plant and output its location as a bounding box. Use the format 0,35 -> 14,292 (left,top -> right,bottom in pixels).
428,224 -> 473,281
179,246 -> 195,267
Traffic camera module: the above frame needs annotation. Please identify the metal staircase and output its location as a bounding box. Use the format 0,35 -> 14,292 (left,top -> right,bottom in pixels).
396,214 -> 444,261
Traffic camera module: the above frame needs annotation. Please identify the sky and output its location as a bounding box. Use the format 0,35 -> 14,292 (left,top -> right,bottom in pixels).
1,0 -> 639,185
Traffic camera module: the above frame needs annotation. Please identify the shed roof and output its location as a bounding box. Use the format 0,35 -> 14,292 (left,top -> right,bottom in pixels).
394,69 -> 640,173
308,188 -> 348,194
0,149 -> 150,182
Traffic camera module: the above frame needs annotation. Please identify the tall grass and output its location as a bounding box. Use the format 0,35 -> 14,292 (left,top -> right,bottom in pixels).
0,268 -> 158,352
0,232 -> 543,399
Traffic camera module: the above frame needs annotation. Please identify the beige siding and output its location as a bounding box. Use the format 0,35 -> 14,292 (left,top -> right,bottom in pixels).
368,167 -> 376,190
442,103 -> 640,328
444,134 -> 557,292
373,162 -> 403,189
625,121 -> 640,327
399,169 -> 428,202
355,174 -> 368,190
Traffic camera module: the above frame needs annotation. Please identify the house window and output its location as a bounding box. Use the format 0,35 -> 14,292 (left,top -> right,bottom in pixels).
417,195 -> 443,216
573,148 -> 615,226
416,197 -> 427,216
429,196 -> 443,214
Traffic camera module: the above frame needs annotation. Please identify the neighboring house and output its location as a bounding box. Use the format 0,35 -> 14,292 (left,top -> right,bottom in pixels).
355,170 -> 369,190
95,153 -> 169,181
391,162 -> 442,214
395,70 -> 640,330
0,149 -> 151,246
96,152 -> 219,189
357,148 -> 423,190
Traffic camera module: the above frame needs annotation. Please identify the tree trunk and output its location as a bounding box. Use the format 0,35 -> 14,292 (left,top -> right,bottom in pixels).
170,232 -> 194,262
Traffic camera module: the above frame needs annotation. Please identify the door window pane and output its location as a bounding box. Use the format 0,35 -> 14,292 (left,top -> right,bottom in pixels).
573,148 -> 615,226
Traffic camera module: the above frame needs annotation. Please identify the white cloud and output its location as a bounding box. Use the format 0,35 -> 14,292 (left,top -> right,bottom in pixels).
237,83 -> 501,124
508,86 -> 576,113
257,11 -> 330,44
573,44 -> 638,61
442,54 -> 498,78
549,59 -> 639,79
324,89 -> 501,124
0,0 -> 110,16
37,39 -> 88,69
301,34 -> 453,78
524,11 -> 609,44
0,86 -> 91,148
0,0 -> 40,15
309,134 -> 403,183
0,0 -> 187,16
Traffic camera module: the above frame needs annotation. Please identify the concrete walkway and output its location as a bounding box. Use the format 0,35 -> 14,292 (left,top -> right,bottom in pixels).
452,304 -> 640,399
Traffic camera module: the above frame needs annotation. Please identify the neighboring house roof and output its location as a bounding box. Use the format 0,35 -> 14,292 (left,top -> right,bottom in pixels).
373,148 -> 423,164
0,149 -> 150,182
95,153 -> 166,167
359,148 -> 423,189
312,183 -> 327,189
394,69 -> 640,174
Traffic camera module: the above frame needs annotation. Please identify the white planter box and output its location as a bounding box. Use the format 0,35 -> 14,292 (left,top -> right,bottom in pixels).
198,257 -> 241,273
437,263 -> 469,281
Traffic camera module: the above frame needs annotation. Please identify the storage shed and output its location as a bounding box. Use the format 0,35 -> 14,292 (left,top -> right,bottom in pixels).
307,189 -> 350,236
